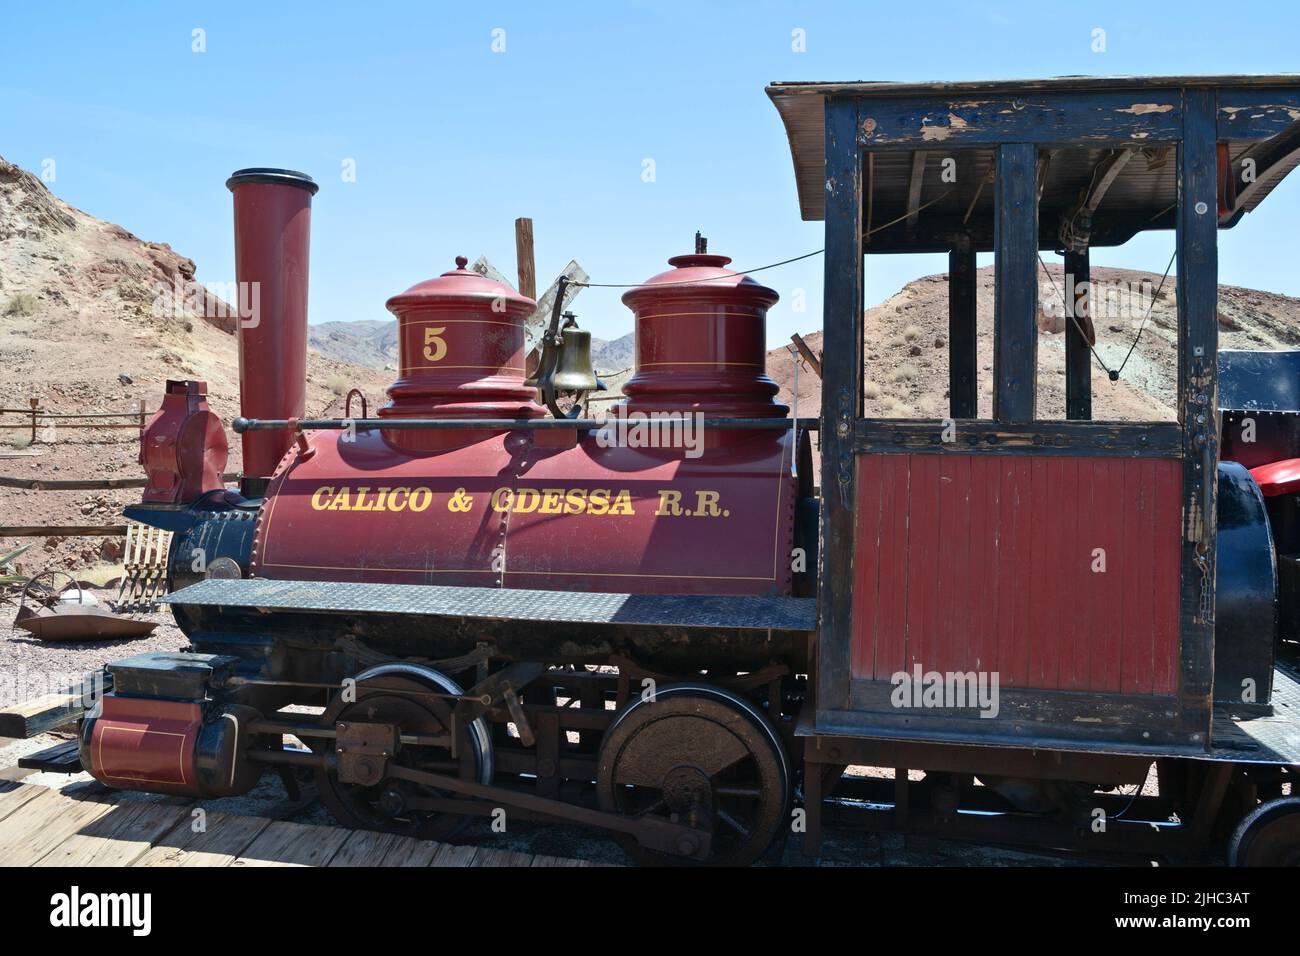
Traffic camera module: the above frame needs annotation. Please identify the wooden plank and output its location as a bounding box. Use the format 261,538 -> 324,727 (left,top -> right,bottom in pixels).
133,811 -> 270,867
17,739 -> 82,773
948,237 -> 978,418
855,91 -> 1183,147
906,151 -> 927,228
530,853 -> 591,867
469,847 -> 536,867
875,455 -> 909,679
789,333 -> 822,377
0,781 -> 49,824
1152,465 -> 1183,695
428,842 -> 479,867
1177,88 -> 1220,748
0,788 -> 115,865
816,96 -> 863,717
231,820 -> 349,867
993,143 -> 1039,424
1121,462 -> 1156,694
850,455 -> 883,679
0,687 -> 95,739
515,218 -> 537,301
0,525 -> 128,537
329,828 -> 440,867
1091,459 -> 1125,692
855,418 -> 1184,457
36,800 -> 188,867
1063,249 -> 1092,420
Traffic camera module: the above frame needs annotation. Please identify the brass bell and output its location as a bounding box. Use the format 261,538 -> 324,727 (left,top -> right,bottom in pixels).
550,326 -> 606,393
525,314 -> 606,393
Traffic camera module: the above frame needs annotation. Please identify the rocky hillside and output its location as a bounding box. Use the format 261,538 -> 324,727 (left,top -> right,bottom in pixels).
769,264 -> 1300,428
0,156 -> 390,572
309,319 -> 636,378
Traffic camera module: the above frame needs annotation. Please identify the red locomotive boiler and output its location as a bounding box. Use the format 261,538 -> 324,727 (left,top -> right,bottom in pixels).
29,75 -> 1300,867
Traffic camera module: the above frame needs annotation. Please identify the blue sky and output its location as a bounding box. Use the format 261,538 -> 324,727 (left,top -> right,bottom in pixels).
3,2 -> 1299,346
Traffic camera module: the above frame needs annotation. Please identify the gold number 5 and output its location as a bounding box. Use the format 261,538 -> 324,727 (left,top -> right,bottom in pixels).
422,326 -> 448,363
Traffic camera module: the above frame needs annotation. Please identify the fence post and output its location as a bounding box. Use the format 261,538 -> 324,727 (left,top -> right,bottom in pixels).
29,397 -> 38,445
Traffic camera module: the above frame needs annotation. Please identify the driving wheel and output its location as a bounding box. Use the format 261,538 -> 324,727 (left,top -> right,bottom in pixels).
596,683 -> 790,866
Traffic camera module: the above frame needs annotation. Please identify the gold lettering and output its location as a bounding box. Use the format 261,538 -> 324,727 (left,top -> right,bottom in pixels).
514,489 -> 540,514
694,490 -> 723,517
372,487 -> 391,511
409,488 -> 432,512
490,488 -> 513,512
587,489 -> 610,516
353,487 -> 374,511
655,490 -> 683,516
327,489 -> 352,511
539,489 -> 564,514
311,487 -> 334,510
388,488 -> 409,512
609,490 -> 635,516
563,489 -> 587,514
422,326 -> 448,363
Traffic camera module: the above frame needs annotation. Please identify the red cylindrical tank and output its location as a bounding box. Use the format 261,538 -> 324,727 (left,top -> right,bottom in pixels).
227,168 -> 317,496
619,243 -> 787,418
379,256 -> 543,451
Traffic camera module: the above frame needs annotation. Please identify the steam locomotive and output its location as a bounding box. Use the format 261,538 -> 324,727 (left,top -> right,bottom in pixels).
60,75 -> 1300,866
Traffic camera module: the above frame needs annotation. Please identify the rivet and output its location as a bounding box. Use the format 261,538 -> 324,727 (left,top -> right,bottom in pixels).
1194,201 -> 1208,215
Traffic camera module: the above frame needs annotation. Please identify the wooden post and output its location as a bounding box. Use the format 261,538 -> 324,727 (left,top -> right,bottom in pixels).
817,98 -> 863,714
948,236 -> 977,418
992,143 -> 1039,424
1064,248 -> 1092,420
1176,89 -> 1220,744
789,333 -> 823,378
515,218 -> 536,301
29,397 -> 38,445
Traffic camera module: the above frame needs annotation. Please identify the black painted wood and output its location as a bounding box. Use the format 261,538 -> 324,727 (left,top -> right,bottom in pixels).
817,97 -> 863,713
1177,89 -> 1221,750
1064,248 -> 1092,420
1217,88 -> 1300,140
948,236 -> 978,418
855,91 -> 1183,148
854,419 -> 1181,458
823,681 -> 1196,751
993,143 -> 1039,424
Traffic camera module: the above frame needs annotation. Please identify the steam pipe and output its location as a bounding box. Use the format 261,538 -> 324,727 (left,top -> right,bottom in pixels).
227,167 -> 318,497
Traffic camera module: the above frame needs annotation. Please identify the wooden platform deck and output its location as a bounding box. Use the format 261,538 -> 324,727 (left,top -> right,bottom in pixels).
0,782 -> 599,867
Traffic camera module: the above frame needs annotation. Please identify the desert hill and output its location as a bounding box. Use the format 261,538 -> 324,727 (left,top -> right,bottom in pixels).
309,318 -> 637,379
768,264 -> 1300,427
0,156 -> 390,571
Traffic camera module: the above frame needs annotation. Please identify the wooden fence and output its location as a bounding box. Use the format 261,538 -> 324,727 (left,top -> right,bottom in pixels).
0,399 -> 152,445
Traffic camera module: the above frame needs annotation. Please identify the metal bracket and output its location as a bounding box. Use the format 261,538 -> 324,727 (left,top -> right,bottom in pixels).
335,720 -> 397,787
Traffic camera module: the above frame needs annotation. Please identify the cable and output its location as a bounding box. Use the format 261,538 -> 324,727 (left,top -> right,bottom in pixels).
1114,249 -> 1176,377
574,190 -> 958,290
573,248 -> 824,289
1037,256 -> 1114,375
1037,250 -> 1176,382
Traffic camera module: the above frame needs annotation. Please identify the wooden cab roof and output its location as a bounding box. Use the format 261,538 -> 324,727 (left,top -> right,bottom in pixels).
766,75 -> 1300,252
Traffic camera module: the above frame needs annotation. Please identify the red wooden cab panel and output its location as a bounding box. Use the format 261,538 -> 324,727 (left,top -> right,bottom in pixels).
852,453 -> 1182,695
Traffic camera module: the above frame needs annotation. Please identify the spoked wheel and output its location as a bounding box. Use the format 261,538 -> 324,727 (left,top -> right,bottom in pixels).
1228,796 -> 1300,866
596,683 -> 790,866
315,665 -> 492,842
